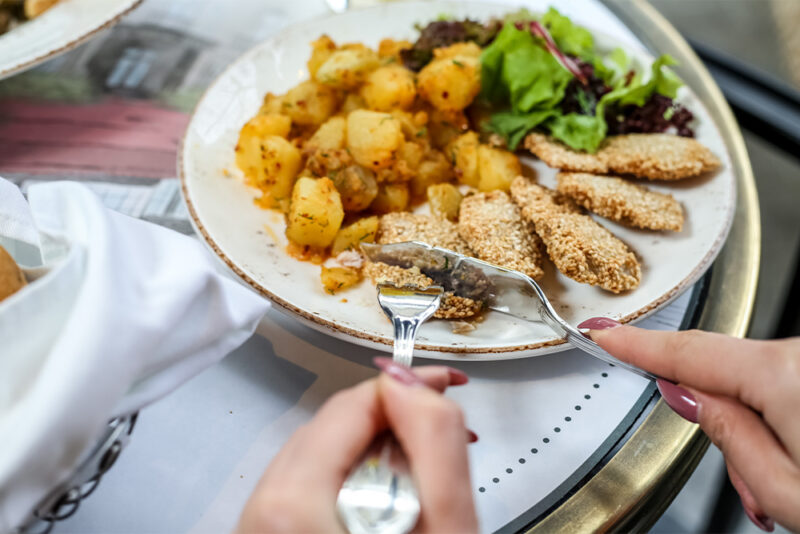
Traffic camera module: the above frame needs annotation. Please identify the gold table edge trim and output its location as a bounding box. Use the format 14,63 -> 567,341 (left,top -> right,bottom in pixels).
526,1 -> 761,532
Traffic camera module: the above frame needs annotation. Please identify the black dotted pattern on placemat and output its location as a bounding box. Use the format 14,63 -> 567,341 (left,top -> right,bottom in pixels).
477,366 -> 611,493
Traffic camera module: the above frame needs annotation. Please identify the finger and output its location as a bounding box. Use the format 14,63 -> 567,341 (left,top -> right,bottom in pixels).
264,365 -> 460,495
692,389 -> 800,530
379,373 -> 478,533
588,325 -> 775,412
727,464 -> 774,532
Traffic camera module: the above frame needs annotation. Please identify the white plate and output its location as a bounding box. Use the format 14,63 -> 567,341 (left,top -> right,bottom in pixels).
180,1 -> 735,360
0,0 -> 141,80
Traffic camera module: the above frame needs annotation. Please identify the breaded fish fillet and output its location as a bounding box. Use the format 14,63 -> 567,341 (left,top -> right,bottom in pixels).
377,213 -> 473,255
510,176 -> 641,293
363,261 -> 481,319
557,172 -> 684,231
524,133 -> 720,180
457,191 -> 545,280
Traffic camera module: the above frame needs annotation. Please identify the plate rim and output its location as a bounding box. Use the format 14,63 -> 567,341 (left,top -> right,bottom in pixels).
0,0 -> 143,80
178,1 -> 737,356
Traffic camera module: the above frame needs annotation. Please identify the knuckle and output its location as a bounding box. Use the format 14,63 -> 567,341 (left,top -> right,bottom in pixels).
667,329 -> 703,357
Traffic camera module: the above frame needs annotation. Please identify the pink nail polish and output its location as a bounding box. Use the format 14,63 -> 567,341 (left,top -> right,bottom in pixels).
743,504 -> 775,532
467,429 -> 478,443
446,367 -> 469,386
577,317 -> 621,330
657,379 -> 698,424
373,357 -> 425,386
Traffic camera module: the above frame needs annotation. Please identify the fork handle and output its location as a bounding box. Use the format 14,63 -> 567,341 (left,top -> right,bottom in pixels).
391,316 -> 422,368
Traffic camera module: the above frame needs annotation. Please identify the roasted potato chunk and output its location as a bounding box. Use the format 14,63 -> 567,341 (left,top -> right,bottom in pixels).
427,108 -> 469,149
315,44 -> 380,89
447,131 -> 480,188
239,114 -> 292,142
331,165 -> 378,211
427,183 -> 462,221
307,35 -> 337,78
378,38 -> 413,60
477,145 -> 521,192
282,80 -> 339,126
259,93 -> 285,115
360,64 -> 416,111
331,215 -> 379,255
410,149 -> 453,198
370,183 -> 409,213
320,266 -> 362,294
417,43 -> 481,112
236,135 -> 301,210
340,93 -> 366,114
286,177 -> 345,247
305,116 -> 346,153
346,110 -> 404,170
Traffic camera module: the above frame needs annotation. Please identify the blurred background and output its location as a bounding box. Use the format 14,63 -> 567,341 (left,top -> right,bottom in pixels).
649,1 -> 799,532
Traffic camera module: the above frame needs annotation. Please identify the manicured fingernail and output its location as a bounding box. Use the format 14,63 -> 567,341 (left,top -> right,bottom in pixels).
447,367 -> 469,386
467,429 -> 478,443
577,317 -> 621,330
657,379 -> 698,423
373,357 -> 425,386
743,504 -> 774,532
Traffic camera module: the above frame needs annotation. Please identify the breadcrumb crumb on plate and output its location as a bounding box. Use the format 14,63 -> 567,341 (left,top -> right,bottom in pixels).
557,172 -> 684,231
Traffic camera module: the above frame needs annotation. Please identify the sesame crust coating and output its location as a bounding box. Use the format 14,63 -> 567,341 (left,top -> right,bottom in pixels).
377,212 -> 473,255
524,133 -> 721,180
510,177 -> 641,293
557,172 -> 684,231
457,191 -> 545,280
362,261 -> 481,319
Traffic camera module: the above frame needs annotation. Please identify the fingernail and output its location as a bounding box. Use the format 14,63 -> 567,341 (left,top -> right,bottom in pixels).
657,379 -> 698,424
577,317 -> 621,330
373,357 -> 425,387
743,504 -> 774,532
447,367 -> 469,386
467,429 -> 478,443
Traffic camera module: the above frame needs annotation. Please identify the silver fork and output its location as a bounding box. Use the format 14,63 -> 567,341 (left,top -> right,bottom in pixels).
361,241 -> 660,382
337,283 -> 444,534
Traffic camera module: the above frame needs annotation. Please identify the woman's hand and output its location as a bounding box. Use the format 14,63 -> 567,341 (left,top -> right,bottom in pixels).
237,358 -> 478,534
579,318 -> 800,533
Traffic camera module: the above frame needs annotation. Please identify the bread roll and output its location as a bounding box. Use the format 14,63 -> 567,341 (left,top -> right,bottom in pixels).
0,245 -> 26,302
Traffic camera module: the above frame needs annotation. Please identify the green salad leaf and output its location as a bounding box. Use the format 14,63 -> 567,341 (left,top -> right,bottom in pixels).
481,8 -> 684,153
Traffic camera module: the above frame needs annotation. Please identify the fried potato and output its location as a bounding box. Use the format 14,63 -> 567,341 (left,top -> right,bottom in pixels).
510,177 -> 640,293
417,49 -> 481,111
331,216 -> 379,255
410,149 -> 454,198
458,191 -> 544,279
346,109 -> 404,170
477,144 -> 521,192
378,38 -> 413,60
236,135 -> 301,210
305,116 -> 346,153
0,245 -> 26,303
331,165 -> 378,212
427,183 -> 462,221
307,35 -> 337,78
370,183 -> 409,213
320,266 -> 361,294
238,114 -> 291,144
557,172 -> 684,231
282,80 -> 339,127
25,0 -> 58,18
360,64 -> 416,111
286,177 -> 345,248
315,44 -> 380,89
447,131 -> 480,188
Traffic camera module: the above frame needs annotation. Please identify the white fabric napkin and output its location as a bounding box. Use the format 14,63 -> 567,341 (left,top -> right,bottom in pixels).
0,178 -> 270,532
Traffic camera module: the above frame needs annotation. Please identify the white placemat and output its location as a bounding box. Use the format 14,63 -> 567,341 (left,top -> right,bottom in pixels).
57,289 -> 691,534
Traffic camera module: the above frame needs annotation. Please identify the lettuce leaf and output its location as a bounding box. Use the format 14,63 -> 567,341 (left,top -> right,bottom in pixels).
600,54 -> 681,109
546,113 -> 607,152
540,7 -> 593,59
481,24 -> 572,111
486,109 -> 558,150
